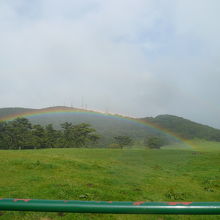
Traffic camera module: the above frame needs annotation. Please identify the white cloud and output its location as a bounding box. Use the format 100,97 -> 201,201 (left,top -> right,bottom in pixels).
0,0 -> 220,128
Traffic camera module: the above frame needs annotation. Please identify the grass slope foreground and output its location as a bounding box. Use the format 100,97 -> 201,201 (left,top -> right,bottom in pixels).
0,140 -> 219,220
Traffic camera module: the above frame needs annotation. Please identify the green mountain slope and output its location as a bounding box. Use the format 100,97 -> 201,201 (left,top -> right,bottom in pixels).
0,107 -> 35,118
142,115 -> 220,141
1,107 -> 220,143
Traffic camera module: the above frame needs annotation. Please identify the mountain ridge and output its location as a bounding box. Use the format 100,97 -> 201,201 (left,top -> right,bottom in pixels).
1,106 -> 220,143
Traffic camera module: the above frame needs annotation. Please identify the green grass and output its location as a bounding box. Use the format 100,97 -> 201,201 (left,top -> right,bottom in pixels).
0,140 -> 219,220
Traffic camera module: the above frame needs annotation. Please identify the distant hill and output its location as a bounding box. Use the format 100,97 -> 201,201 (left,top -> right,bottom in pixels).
0,107 -> 35,118
1,107 -> 220,144
141,115 -> 220,141
0,107 -> 160,145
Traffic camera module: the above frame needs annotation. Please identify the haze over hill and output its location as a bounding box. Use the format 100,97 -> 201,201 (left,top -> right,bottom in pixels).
1,106 -> 220,144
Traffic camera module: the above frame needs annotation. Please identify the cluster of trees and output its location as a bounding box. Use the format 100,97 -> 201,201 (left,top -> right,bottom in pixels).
0,118 -> 99,150
0,117 -> 169,150
110,135 -> 168,149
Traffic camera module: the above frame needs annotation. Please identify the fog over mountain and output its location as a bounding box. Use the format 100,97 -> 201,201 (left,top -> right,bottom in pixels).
0,0 -> 220,128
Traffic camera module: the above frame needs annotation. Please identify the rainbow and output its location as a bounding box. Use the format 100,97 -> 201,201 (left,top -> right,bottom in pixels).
0,106 -> 191,147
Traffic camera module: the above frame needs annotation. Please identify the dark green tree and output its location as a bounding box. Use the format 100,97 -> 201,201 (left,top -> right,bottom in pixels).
61,122 -> 74,147
114,136 -> 133,149
0,121 -> 9,149
45,124 -> 60,148
7,118 -> 32,149
32,124 -> 46,149
61,122 -> 100,148
145,136 -> 165,149
71,123 -> 99,147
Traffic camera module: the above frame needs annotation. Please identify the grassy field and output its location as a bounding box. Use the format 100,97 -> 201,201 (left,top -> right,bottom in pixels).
0,140 -> 219,220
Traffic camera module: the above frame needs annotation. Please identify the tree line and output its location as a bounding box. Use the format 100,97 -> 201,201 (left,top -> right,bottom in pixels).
0,118 -> 100,150
0,118 -> 169,150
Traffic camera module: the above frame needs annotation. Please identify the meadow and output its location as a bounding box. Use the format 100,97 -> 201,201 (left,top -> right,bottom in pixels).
0,140 -> 219,220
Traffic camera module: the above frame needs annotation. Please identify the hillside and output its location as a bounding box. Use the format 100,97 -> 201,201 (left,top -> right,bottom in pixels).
0,142 -> 219,220
1,107 -> 220,144
0,107 -> 160,145
0,107 -> 35,118
142,115 -> 220,141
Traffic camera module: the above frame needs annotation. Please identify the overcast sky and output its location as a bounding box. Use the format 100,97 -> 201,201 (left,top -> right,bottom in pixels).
1,0 -> 220,128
